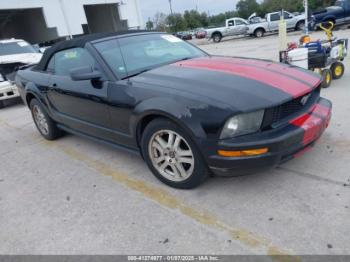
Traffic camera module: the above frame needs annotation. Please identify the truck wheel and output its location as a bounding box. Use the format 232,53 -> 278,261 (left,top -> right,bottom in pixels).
321,69 -> 332,88
330,62 -> 344,80
254,29 -> 264,38
296,21 -> 305,31
212,33 -> 222,43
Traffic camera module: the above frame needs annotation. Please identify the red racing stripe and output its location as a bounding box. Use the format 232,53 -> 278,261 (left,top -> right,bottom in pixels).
216,57 -> 321,87
174,59 -> 313,98
311,103 -> 331,118
290,114 -> 324,145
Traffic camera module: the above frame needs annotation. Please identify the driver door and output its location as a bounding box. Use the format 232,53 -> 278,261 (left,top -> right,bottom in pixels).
269,12 -> 281,31
46,47 -> 114,141
234,19 -> 249,35
226,19 -> 237,35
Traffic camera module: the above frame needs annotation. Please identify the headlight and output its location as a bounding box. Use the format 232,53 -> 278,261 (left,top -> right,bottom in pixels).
220,110 -> 264,139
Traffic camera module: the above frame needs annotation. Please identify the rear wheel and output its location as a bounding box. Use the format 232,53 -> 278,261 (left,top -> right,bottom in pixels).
212,33 -> 222,43
331,62 -> 344,80
254,29 -> 265,38
141,118 -> 208,189
30,99 -> 63,140
321,69 -> 332,88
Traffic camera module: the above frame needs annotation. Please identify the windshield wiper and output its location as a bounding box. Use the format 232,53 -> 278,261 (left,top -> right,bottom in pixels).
121,68 -> 152,80
176,57 -> 193,62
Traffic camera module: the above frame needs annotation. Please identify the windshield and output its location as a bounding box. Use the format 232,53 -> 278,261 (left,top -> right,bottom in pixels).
0,41 -> 37,56
94,33 -> 207,79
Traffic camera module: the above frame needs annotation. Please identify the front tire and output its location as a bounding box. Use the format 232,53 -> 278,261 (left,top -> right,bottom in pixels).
330,62 -> 344,80
321,69 -> 332,88
296,21 -> 305,31
141,118 -> 208,189
30,99 -> 63,140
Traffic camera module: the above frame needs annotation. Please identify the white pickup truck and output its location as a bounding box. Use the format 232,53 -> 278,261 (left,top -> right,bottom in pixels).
248,11 -> 306,38
205,18 -> 249,43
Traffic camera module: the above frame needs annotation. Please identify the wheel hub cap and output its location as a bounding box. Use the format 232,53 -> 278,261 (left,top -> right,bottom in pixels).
148,130 -> 195,182
335,66 -> 342,76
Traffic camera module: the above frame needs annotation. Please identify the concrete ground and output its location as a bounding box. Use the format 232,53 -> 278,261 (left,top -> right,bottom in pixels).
0,29 -> 350,257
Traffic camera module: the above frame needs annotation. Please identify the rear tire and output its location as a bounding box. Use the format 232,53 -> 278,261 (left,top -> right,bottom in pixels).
141,118 -> 208,189
330,62 -> 344,80
212,33 -> 222,43
254,29 -> 265,38
30,99 -> 63,140
321,69 -> 332,88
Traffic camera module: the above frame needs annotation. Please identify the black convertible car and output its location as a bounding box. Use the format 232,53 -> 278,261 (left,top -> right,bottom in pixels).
15,31 -> 332,189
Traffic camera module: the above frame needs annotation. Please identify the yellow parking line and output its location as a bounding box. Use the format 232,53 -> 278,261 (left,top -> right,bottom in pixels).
43,141 -> 300,261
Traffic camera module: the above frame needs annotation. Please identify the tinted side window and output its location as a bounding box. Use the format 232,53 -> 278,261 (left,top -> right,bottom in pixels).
94,40 -> 127,79
54,48 -> 96,76
270,13 -> 280,21
235,19 -> 246,25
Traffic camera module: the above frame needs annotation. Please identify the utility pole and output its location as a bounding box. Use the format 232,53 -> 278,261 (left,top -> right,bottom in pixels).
304,0 -> 309,34
168,0 -> 173,14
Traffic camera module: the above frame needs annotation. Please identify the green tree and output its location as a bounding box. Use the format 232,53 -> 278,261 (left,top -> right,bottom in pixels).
199,12 -> 209,27
260,0 -> 303,14
236,0 -> 260,19
208,11 -> 238,27
146,18 -> 154,30
184,10 -> 202,29
166,13 -> 187,33
308,0 -> 334,11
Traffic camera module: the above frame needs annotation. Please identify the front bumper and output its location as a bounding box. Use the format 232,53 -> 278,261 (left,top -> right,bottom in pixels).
0,81 -> 20,101
206,97 -> 332,176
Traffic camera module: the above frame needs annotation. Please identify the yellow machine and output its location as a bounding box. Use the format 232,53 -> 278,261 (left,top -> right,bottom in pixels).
280,21 -> 348,88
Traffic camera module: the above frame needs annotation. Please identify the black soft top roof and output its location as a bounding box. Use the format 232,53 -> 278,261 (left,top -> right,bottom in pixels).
35,30 -> 153,71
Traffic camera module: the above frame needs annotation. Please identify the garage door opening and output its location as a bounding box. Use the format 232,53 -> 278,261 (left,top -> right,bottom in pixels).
0,8 -> 58,44
83,4 -> 128,34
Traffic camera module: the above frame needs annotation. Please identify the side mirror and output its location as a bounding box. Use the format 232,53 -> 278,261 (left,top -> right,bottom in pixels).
70,66 -> 101,81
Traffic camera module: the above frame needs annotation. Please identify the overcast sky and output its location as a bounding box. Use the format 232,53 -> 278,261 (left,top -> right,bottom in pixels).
139,0 -> 240,22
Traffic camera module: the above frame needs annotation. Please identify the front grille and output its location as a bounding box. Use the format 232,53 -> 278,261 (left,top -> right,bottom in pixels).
262,86 -> 320,129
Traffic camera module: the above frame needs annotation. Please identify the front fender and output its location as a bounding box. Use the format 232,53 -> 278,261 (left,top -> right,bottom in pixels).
24,82 -> 49,109
130,97 -> 209,141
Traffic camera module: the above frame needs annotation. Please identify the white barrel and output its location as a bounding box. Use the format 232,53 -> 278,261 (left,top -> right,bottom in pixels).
287,48 -> 309,69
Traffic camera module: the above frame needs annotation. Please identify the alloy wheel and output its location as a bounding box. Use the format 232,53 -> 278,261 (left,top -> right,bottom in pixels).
32,105 -> 49,135
148,130 -> 194,182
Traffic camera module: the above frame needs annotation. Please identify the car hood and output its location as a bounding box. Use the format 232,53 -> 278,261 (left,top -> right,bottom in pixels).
134,56 -> 321,112
0,53 -> 42,65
